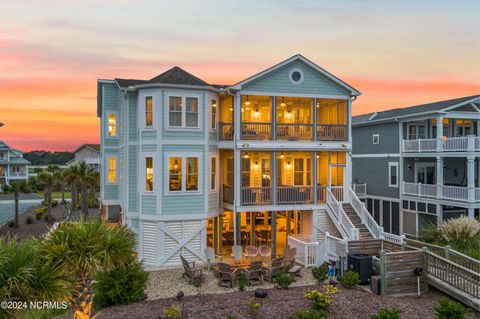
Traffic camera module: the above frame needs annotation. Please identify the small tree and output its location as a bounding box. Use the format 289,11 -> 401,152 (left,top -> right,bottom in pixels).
1,181 -> 31,228
77,162 -> 92,218
38,172 -> 56,222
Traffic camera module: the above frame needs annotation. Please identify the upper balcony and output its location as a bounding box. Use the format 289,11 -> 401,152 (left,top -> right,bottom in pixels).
218,95 -> 348,142
402,118 -> 479,153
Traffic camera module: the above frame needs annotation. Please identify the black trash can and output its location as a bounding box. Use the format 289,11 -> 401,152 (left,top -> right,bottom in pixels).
348,254 -> 373,284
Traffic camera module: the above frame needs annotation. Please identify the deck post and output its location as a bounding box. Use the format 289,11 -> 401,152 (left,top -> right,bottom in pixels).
380,249 -> 386,296
445,245 -> 451,260
422,247 -> 429,293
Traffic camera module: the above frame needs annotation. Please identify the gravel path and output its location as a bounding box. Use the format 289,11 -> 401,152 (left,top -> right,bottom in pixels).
97,283 -> 477,319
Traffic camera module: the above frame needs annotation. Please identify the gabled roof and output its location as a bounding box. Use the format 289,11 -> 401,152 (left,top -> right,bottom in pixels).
353,95 -> 480,126
73,143 -> 100,154
230,54 -> 361,96
114,66 -> 211,89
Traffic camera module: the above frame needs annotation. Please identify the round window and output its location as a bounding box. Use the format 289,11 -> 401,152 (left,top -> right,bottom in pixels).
289,69 -> 304,85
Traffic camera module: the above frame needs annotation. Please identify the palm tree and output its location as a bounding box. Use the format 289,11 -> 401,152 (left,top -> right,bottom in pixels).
38,171 -> 56,222
77,162 -> 92,218
87,170 -> 100,206
1,181 -> 31,228
42,219 -> 135,318
55,169 -> 68,205
0,237 -> 68,318
66,165 -> 79,210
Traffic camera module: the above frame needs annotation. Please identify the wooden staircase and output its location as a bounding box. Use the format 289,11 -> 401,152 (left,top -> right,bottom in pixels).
342,203 -> 373,240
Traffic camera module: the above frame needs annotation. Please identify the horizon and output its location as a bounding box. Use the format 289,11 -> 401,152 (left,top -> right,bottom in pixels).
1,0 -> 479,152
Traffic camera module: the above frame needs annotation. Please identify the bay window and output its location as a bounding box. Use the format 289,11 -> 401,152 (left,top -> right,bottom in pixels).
169,96 -> 182,127
211,99 -> 217,129
186,157 -> 198,190
169,157 -> 182,191
145,97 -> 153,127
146,157 -> 153,191
108,157 -> 116,183
167,154 -> 201,192
108,114 -> 116,137
168,95 -> 200,128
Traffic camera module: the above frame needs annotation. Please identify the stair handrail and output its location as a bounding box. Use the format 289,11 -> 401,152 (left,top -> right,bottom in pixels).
327,187 -> 359,240
348,187 -> 383,239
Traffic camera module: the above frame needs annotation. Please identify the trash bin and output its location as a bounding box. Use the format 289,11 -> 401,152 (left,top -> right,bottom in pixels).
348,254 -> 373,284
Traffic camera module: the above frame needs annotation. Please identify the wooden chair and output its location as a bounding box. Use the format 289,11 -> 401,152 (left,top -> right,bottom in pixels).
217,262 -> 237,288
262,257 -> 284,282
284,247 -> 297,269
181,255 -> 204,284
247,261 -> 264,285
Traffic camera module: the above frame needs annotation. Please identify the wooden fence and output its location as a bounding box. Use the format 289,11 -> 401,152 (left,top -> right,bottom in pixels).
348,239 -> 382,256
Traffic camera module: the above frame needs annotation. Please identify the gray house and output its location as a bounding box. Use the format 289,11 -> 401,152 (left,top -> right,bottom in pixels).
352,95 -> 480,236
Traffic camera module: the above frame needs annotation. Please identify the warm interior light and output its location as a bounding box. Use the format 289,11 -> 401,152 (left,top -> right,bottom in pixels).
316,155 -> 319,159
279,153 -> 285,159
173,159 -> 179,171
243,152 -> 249,159
245,95 -> 251,106
286,161 -> 291,169
254,109 -> 259,117
229,107 -> 233,111
254,161 -> 259,169
286,109 -> 292,119
280,97 -> 286,107
316,102 -> 320,108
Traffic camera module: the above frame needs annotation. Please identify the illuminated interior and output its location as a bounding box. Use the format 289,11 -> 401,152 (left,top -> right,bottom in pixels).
241,95 -> 272,122
108,114 -> 116,137
146,157 -> 153,191
316,99 -> 347,125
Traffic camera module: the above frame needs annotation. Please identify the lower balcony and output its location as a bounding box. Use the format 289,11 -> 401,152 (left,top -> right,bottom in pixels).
403,182 -> 480,203
403,136 -> 480,153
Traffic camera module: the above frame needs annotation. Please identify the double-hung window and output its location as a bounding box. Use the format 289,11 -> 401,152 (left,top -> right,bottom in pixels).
145,97 -> 153,127
388,162 -> 398,187
210,157 -> 217,190
145,157 -> 153,192
168,95 -> 199,128
168,155 -> 200,192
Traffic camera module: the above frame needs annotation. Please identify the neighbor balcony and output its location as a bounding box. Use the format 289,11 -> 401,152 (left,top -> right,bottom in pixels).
403,182 -> 480,203
403,136 -> 480,153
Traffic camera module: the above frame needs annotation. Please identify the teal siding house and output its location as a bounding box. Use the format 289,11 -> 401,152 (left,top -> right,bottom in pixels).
97,55 -> 393,268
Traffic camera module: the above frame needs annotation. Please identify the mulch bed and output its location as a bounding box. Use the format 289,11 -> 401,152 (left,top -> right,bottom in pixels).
96,284 -> 474,319
0,204 -> 66,239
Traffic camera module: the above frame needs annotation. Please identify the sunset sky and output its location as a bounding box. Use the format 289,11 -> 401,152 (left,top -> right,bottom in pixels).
0,0 -> 479,151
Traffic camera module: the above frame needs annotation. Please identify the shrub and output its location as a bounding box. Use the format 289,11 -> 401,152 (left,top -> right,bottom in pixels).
289,310 -> 327,319
34,207 -> 46,220
162,304 -> 181,319
433,297 -> 466,319
8,220 -> 15,228
311,263 -> 328,283
420,222 -> 446,244
305,285 -> 337,312
26,216 -> 34,224
245,298 -> 260,318
340,270 -> 360,289
94,260 -> 149,308
371,307 -> 402,319
52,200 -> 58,207
235,272 -> 249,291
441,217 -> 480,246
272,270 -> 295,289
226,315 -> 238,319
44,214 -> 55,223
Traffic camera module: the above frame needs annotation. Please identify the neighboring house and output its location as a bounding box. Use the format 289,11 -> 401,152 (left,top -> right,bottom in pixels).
352,95 -> 480,237
0,141 -> 30,189
97,54 -> 369,268
66,144 -> 101,171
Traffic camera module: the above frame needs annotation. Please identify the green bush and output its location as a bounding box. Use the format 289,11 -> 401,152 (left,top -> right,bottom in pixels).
235,272 -> 249,291
433,297 -> 466,319
289,310 -> 327,319
26,216 -> 34,224
340,270 -> 360,289
8,220 -> 15,227
94,260 -> 149,308
420,222 -> 446,244
226,315 -> 238,319
44,214 -> 55,223
245,298 -> 260,318
34,207 -> 46,220
311,263 -> 328,283
305,285 -> 337,312
272,270 -> 295,289
371,307 -> 402,319
162,304 -> 181,319
52,200 -> 58,207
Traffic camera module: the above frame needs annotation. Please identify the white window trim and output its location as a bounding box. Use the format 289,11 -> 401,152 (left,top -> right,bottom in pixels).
372,134 -> 379,144
164,152 -> 203,195
413,162 -> 436,184
289,68 -> 304,85
107,156 -> 117,184
210,155 -> 218,192
143,155 -> 155,193
144,96 -> 154,129
106,112 -> 118,138
165,92 -> 202,130
388,162 -> 399,188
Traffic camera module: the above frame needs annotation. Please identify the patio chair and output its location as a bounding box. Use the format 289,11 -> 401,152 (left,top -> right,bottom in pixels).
244,245 -> 258,260
231,245 -> 243,262
247,261 -> 264,285
258,245 -> 272,258
275,244 -> 291,259
217,262 -> 237,288
180,255 -> 204,284
262,257 -> 284,282
284,247 -> 297,270
204,247 -> 223,271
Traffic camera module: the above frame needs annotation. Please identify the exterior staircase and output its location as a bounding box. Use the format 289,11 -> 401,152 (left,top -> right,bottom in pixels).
342,203 -> 373,240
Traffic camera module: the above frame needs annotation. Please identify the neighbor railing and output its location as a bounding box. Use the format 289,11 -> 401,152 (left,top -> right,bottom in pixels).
403,136 -> 480,152
276,186 -> 313,204
241,187 -> 272,205
352,183 -> 367,198
241,122 -> 271,140
403,182 -> 475,202
276,123 -> 313,140
316,124 -> 347,141
218,122 -> 233,140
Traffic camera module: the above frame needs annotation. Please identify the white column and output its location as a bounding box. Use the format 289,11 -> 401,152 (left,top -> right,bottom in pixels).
436,116 -> 444,152
467,156 -> 475,203
437,204 -> 443,226
468,208 -> 474,218
436,156 -> 443,199
345,151 -> 352,201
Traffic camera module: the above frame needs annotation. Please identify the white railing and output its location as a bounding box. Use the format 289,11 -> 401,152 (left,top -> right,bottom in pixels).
442,185 -> 469,201
348,187 -> 382,239
329,186 -> 344,202
403,182 -> 476,202
8,172 -> 27,178
276,186 -> 313,204
403,136 -> 480,153
326,188 -> 359,240
241,187 -> 272,205
288,234 -> 318,267
316,232 -> 348,265
276,123 -> 313,141
382,233 -> 404,245
352,183 -> 367,198
84,157 -> 100,165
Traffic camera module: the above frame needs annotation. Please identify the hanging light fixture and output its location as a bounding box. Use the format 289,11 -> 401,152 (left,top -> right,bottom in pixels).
245,95 -> 251,106
173,159 -> 179,171
279,152 -> 285,159
280,97 -> 286,107
243,152 -> 249,159
286,109 -> 292,119
254,108 -> 260,117
286,161 -> 291,169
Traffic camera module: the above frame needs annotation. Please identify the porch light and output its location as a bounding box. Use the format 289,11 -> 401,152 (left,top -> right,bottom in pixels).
254,109 -> 260,117
254,161 -> 259,169
280,97 -> 286,107
316,154 -> 319,159
243,152 -> 250,159
279,153 -> 285,159
173,159 -> 179,171
229,107 -> 233,111
245,96 -> 251,106
286,109 -> 292,119
286,161 -> 291,169
316,102 -> 320,108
